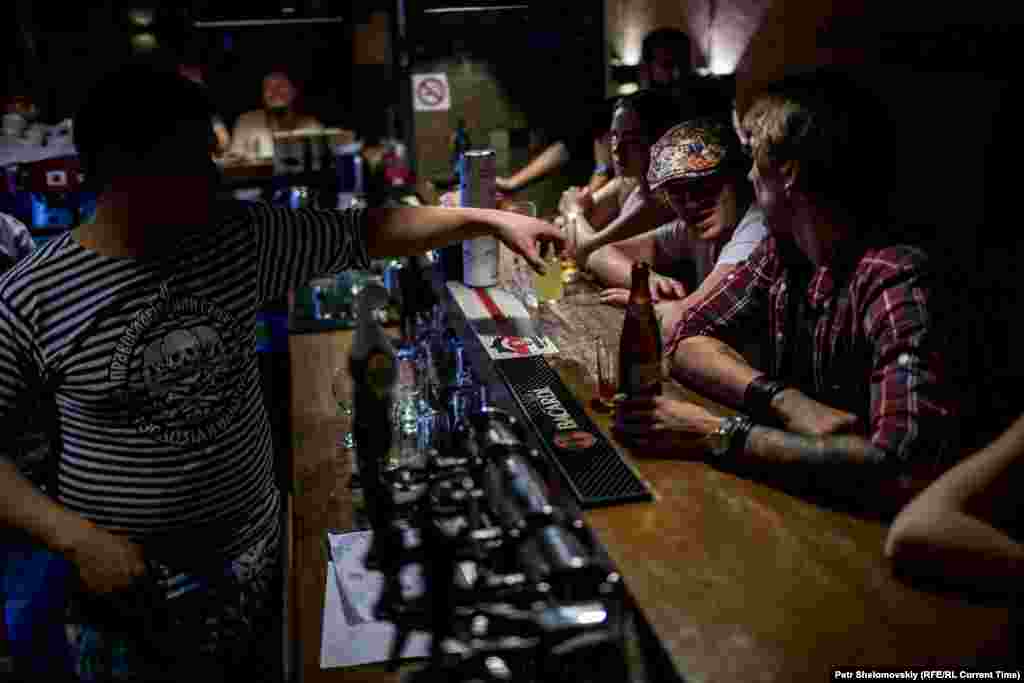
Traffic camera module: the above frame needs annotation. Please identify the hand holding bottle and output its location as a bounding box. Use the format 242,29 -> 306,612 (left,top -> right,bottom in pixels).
612,396 -> 719,453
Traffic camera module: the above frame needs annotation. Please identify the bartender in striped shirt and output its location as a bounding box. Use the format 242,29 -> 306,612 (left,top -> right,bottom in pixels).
614,69 -> 958,497
0,62 -> 562,681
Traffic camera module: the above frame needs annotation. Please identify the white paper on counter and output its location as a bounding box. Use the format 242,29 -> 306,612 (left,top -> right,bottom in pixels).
447,281 -> 559,360
321,531 -> 431,669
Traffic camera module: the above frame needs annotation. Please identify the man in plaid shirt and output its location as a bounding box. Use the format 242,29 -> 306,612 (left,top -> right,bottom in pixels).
614,70 -> 957,493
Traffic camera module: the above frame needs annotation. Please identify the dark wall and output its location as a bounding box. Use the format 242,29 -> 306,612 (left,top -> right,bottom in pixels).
407,1 -> 607,213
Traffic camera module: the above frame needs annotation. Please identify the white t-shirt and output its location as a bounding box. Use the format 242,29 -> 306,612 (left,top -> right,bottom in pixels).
229,110 -> 323,159
653,203 -> 767,285
0,202 -> 368,560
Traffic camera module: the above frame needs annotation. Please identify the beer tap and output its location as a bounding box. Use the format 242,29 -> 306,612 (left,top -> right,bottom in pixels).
351,366 -> 632,682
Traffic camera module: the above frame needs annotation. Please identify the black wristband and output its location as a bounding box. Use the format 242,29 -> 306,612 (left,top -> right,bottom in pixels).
743,375 -> 787,424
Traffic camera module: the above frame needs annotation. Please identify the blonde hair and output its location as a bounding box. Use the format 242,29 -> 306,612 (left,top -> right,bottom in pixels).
741,94 -> 805,170
740,69 -> 885,217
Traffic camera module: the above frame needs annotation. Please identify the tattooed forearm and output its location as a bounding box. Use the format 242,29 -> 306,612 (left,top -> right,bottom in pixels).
671,336 -> 761,407
676,336 -> 750,367
745,426 -> 888,467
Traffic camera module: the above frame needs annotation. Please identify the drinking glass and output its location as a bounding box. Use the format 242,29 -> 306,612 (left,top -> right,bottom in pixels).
533,247 -> 564,304
593,336 -> 618,412
390,392 -> 421,470
501,201 -> 541,310
509,254 -> 539,312
560,214 -> 580,284
417,408 -> 450,459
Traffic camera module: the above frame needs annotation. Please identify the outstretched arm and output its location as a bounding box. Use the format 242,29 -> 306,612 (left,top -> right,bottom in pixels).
496,142 -> 570,192
885,414 -> 1024,594
574,190 -> 676,269
364,206 -> 562,272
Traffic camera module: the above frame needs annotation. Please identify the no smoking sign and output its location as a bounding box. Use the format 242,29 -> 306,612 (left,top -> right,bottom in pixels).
412,73 -> 451,112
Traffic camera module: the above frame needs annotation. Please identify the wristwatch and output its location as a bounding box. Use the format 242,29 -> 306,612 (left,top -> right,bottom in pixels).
706,415 -> 751,461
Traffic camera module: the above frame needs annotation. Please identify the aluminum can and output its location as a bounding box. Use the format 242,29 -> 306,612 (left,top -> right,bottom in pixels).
460,149 -> 498,287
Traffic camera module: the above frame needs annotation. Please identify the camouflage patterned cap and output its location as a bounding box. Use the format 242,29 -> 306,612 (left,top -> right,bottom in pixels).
646,117 -> 742,191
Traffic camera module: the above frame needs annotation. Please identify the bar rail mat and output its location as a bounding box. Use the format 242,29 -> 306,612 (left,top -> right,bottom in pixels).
494,355 -> 652,508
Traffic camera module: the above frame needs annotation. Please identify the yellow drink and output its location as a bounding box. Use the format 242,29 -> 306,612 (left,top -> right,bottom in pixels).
534,256 -> 564,303
560,256 -> 579,283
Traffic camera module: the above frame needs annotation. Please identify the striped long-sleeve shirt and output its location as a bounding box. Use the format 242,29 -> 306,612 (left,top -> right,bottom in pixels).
666,234 -> 957,464
0,202 -> 369,561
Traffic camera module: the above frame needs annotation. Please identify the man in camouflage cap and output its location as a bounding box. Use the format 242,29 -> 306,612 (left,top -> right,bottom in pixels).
587,115 -> 767,322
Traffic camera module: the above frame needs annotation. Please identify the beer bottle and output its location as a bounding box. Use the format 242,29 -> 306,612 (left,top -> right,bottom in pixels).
619,262 -> 662,397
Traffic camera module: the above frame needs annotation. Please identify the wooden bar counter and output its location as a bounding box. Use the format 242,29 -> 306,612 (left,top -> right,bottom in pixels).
287,272 -> 1017,683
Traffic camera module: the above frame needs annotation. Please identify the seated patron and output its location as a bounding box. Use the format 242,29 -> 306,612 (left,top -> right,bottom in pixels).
579,117 -> 766,343
229,71 -> 323,160
564,90 -> 689,298
615,70 -> 958,498
886,413 -> 1024,596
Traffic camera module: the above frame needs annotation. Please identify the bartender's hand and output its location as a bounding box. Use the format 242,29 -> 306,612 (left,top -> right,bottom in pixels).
772,388 -> 860,437
599,274 -> 688,306
490,211 -> 565,274
68,525 -> 147,595
613,396 -> 720,453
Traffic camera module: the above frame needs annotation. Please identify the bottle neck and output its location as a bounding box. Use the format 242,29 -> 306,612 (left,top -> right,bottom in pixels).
630,266 -> 651,304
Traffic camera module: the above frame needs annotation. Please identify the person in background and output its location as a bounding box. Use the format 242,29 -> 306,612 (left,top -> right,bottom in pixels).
615,69 -> 957,501
228,70 -> 323,160
884,413 -> 1024,596
496,27 -> 693,195
556,93 -> 674,235
0,62 -> 562,682
0,211 -> 33,271
561,90 -> 688,297
578,116 -> 766,345
496,98 -> 616,196
177,62 -> 231,157
638,27 -> 693,94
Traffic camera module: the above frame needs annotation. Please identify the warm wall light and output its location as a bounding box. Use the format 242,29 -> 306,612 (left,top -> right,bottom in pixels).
617,83 -> 639,95
619,24 -> 644,65
706,51 -> 741,75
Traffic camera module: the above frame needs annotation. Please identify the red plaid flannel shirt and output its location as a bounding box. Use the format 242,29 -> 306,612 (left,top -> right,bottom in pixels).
666,235 -> 957,464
